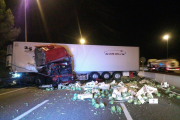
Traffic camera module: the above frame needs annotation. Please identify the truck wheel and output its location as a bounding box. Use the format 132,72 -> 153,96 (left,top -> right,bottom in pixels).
90,72 -> 100,80
112,72 -> 121,80
101,72 -> 111,80
34,76 -> 45,86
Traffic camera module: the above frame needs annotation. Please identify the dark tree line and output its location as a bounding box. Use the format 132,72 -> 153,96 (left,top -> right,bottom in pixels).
0,0 -> 21,78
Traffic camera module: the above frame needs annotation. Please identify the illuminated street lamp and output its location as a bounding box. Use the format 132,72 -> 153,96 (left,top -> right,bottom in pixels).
25,0 -> 27,42
80,38 -> 85,44
163,35 -> 169,59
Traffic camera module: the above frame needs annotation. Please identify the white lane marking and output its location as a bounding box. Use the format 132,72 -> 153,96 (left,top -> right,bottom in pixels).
13,100 -> 49,120
0,87 -> 27,96
120,103 -> 133,120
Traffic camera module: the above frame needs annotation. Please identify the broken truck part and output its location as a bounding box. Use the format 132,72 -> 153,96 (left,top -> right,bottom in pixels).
6,42 -> 139,86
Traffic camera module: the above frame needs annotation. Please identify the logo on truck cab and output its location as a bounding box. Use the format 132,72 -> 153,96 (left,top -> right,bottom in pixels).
24,46 -> 33,52
104,50 -> 126,55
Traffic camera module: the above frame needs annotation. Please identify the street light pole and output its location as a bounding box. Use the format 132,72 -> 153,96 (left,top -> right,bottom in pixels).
163,35 -> 169,59
167,37 -> 168,59
25,0 -> 27,42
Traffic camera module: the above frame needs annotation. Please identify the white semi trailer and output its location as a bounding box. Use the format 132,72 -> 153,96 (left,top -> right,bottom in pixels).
6,42 -> 139,86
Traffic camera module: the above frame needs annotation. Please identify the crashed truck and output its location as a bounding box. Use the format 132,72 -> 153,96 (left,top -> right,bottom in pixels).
147,59 -> 180,72
6,41 -> 139,86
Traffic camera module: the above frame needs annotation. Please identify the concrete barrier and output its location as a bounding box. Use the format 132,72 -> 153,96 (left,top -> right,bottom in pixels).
138,71 -> 180,89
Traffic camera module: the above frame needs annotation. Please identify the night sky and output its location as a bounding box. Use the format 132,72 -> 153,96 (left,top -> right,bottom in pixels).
5,0 -> 180,63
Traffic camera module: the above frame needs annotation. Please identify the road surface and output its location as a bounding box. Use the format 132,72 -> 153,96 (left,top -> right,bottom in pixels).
0,82 -> 180,120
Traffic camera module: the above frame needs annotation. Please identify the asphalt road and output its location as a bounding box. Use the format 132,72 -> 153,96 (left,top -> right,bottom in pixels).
0,82 -> 180,120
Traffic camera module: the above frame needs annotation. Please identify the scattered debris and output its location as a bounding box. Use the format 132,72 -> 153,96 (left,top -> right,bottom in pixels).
137,95 -> 145,104
109,100 -> 114,104
112,85 -> 128,100
72,93 -> 78,101
92,99 -> 96,106
149,98 -> 158,104
46,87 -> 54,91
118,81 -> 126,87
110,80 -> 117,85
75,81 -> 81,87
116,106 -> 122,114
92,88 -> 100,94
98,82 -> 110,90
155,92 -> 161,97
139,79 -> 151,84
40,84 -> 53,88
111,106 -> 116,114
176,95 -> 180,99
126,82 -> 138,88
94,93 -> 99,99
83,81 -> 98,90
136,85 -> 157,104
77,93 -> 93,100
127,99 -> 134,103
165,88 -> 170,93
128,89 -> 136,96
160,82 -> 169,88
24,103 -> 28,106
99,102 -> 105,108
94,103 -> 100,109
42,76 -> 180,116
133,99 -> 141,105
171,86 -> 175,89
169,93 -> 176,98
111,106 -> 122,114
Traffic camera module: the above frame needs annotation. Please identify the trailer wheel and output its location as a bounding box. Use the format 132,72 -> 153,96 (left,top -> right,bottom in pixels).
90,72 -> 100,80
34,76 -> 45,86
112,72 -> 121,80
101,72 -> 111,80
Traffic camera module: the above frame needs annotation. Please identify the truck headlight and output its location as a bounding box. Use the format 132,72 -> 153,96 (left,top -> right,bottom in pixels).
12,73 -> 21,78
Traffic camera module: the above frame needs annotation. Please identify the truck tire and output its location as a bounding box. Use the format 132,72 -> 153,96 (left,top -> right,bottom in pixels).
34,76 -> 45,86
112,72 -> 121,80
101,72 -> 111,80
90,72 -> 100,80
